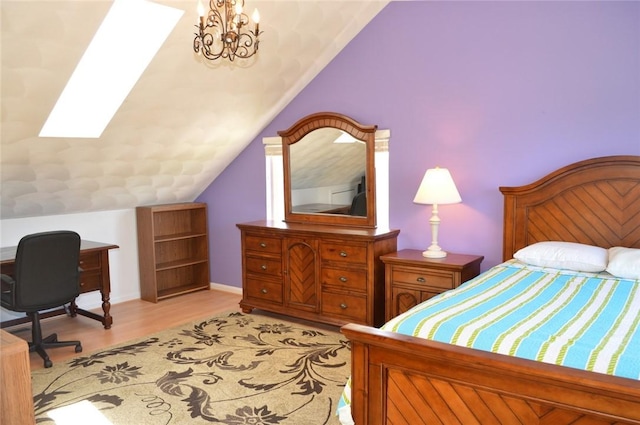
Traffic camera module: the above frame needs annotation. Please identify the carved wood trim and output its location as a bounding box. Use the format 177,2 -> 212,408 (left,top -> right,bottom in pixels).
500,155 -> 640,260
279,112 -> 378,228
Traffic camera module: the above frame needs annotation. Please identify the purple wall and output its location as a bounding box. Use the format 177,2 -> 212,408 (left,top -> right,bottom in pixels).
198,1 -> 640,288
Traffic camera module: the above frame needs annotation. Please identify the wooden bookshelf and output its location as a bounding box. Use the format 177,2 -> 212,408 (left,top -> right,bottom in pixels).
136,202 -> 210,303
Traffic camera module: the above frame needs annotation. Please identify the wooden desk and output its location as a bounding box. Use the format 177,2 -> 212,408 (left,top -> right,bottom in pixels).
0,240 -> 119,329
0,329 -> 35,425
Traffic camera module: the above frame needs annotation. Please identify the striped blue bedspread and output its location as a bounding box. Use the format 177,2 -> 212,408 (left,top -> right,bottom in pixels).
337,260 -> 640,424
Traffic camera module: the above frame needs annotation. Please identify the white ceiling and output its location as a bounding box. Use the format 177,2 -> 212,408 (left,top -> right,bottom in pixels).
1,0 -> 388,219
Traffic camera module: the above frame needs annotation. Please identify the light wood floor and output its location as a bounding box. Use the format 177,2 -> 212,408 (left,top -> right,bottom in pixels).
4,289 -> 242,371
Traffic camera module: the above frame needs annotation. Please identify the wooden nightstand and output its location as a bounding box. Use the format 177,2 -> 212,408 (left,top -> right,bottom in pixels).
382,249 -> 484,321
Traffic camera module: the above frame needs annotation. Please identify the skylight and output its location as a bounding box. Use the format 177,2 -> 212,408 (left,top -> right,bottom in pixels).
39,0 -> 184,138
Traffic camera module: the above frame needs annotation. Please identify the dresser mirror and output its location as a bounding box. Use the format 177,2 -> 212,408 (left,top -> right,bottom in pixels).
279,112 -> 377,228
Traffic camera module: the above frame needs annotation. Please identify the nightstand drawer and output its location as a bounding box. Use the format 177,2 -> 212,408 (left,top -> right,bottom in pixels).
321,267 -> 367,291
320,242 -> 367,265
392,268 -> 454,290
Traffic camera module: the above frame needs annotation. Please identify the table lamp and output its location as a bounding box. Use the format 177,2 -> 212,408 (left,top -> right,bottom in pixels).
413,167 -> 462,258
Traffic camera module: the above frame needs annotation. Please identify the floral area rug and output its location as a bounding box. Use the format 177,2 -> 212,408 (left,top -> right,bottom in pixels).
31,312 -> 351,425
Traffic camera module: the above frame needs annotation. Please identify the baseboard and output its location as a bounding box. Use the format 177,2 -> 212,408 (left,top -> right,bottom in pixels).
210,282 -> 242,295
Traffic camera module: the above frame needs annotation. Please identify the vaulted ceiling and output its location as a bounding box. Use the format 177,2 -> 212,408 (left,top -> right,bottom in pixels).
1,0 -> 388,219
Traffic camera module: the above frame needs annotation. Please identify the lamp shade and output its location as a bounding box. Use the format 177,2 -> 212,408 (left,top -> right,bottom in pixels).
413,167 -> 462,205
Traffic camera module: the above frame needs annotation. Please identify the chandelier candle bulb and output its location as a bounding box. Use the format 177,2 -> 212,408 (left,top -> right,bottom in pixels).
234,3 -> 242,27
197,0 -> 205,28
253,9 -> 260,33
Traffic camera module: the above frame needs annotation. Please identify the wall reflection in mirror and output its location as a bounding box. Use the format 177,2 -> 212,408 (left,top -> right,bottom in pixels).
290,128 -> 366,216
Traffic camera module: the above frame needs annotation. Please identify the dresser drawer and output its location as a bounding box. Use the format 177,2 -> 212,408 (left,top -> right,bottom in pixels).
320,242 -> 367,265
245,256 -> 282,277
321,267 -> 367,292
321,291 -> 367,322
392,267 -> 454,290
79,270 -> 102,292
245,278 -> 283,303
245,235 -> 282,255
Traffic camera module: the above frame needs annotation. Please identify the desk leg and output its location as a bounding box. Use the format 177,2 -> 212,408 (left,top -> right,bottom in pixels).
101,289 -> 113,329
71,289 -> 112,329
99,249 -> 113,329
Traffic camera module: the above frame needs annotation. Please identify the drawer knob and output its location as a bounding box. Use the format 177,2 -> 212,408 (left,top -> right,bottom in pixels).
339,276 -> 348,283
339,251 -> 347,257
417,277 -> 426,283
261,264 -> 267,271
260,242 -> 267,248
340,303 -> 348,309
261,288 -> 268,294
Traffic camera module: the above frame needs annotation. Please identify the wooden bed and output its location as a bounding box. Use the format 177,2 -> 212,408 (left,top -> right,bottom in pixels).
341,155 -> 640,425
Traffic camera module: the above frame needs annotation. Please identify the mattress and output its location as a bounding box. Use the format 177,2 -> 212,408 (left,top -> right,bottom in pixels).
337,259 -> 640,424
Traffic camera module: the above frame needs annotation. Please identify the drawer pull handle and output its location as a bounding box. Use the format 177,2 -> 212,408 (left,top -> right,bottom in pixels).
261,265 -> 267,271
260,242 -> 267,248
417,277 -> 426,283
261,288 -> 268,294
340,303 -> 348,309
339,251 -> 348,257
339,276 -> 348,283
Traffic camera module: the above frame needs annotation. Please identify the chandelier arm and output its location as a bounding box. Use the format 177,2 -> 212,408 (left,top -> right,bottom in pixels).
233,32 -> 259,59
195,4 -> 226,60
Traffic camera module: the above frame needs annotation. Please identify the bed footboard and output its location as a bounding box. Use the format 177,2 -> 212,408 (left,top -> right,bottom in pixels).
341,323 -> 640,425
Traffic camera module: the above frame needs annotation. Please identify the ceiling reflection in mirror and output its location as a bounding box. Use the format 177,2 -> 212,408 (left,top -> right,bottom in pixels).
289,128 -> 366,215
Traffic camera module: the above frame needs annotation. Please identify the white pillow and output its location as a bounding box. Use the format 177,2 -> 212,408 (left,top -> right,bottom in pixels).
606,247 -> 640,280
514,241 -> 608,272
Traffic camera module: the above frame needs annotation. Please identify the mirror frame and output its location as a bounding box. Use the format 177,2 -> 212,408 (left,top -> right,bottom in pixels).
279,112 -> 377,228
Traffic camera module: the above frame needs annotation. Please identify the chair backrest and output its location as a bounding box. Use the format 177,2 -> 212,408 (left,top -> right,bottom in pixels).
349,192 -> 367,216
12,231 -> 81,312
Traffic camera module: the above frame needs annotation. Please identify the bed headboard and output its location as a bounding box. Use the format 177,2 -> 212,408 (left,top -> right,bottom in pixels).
500,155 -> 640,261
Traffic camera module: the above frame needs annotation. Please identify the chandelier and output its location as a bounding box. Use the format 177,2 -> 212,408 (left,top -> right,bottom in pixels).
194,0 -> 262,62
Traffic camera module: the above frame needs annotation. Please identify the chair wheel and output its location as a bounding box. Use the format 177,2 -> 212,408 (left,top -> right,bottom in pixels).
75,344 -> 82,353
44,359 -> 53,368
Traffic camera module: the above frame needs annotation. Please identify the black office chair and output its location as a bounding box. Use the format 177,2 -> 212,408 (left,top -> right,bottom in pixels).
349,192 -> 367,216
1,231 -> 83,368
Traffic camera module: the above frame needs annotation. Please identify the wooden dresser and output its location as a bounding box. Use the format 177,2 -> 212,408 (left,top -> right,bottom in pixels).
237,220 -> 399,327
1,330 -> 35,425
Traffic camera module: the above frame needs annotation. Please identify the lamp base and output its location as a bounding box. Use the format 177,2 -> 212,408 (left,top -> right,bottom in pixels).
422,248 -> 447,258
